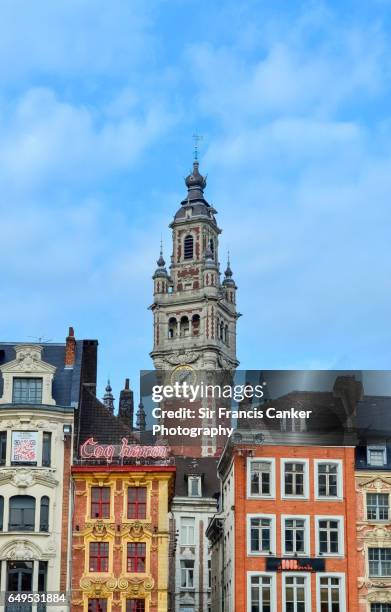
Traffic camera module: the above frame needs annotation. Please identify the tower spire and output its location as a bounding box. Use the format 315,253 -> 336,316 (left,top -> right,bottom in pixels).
102,379 -> 115,414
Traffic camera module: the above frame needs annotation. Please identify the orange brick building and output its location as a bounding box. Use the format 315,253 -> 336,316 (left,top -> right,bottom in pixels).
71,457 -> 175,612
207,382 -> 361,612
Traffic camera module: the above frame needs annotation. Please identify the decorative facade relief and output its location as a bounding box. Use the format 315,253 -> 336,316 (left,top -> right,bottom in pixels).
0,344 -> 56,405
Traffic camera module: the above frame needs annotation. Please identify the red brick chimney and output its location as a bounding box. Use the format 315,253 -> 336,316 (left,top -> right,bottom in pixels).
65,326 -> 76,368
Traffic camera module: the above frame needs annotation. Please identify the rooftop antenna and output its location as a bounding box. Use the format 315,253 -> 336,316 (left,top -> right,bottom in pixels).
27,336 -> 53,343
192,132 -> 203,161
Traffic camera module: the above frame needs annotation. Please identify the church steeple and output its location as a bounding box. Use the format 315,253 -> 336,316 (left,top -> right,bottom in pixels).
102,379 -> 114,414
150,158 -> 239,373
153,240 -> 169,295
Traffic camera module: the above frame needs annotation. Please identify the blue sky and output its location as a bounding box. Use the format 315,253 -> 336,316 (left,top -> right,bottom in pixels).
1,0 -> 391,407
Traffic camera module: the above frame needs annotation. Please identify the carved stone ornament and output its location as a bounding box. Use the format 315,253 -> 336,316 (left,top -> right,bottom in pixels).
117,576 -> 154,596
357,476 -> 391,491
79,576 -> 117,596
121,521 -> 153,539
13,469 -> 34,488
367,590 -> 391,603
0,468 -> 58,489
1,540 -> 38,561
164,351 -> 198,365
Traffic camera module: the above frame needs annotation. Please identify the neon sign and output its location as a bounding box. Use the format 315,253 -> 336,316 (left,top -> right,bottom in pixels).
266,558 -> 325,572
80,437 -> 169,463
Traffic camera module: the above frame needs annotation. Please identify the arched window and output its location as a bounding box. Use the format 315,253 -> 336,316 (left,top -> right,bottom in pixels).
180,316 -> 190,337
9,495 -> 36,531
0,495 -> 3,531
192,314 -> 200,336
224,324 -> 229,345
209,238 -> 215,256
40,496 -> 49,532
184,235 -> 194,260
168,317 -> 177,339
220,321 -> 224,341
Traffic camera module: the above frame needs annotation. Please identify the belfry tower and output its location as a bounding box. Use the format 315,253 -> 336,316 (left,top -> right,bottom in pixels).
150,160 -> 239,376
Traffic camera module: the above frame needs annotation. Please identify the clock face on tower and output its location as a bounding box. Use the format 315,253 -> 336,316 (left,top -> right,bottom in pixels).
170,364 -> 197,387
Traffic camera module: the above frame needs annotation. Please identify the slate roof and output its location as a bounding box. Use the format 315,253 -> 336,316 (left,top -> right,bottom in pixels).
173,456 -> 219,498
0,341 -> 84,407
356,395 -> 391,470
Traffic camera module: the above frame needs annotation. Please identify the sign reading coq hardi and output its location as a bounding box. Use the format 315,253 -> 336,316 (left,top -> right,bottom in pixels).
80,437 -> 169,463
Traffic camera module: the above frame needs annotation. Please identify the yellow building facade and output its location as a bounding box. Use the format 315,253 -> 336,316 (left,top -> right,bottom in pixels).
71,461 -> 175,612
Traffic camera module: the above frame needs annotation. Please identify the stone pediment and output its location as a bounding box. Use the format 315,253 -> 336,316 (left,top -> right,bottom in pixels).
0,345 -> 56,375
357,475 -> 391,491
0,539 -> 54,561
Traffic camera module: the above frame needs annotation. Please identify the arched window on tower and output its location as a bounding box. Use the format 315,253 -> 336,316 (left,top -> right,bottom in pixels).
180,316 -> 190,337
168,317 -> 177,339
192,314 -> 200,336
220,321 -> 224,341
184,235 -> 194,260
224,324 -> 229,345
209,238 -> 215,257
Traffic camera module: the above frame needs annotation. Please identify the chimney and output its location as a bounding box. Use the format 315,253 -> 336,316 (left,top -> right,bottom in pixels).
118,378 -> 134,429
65,327 -> 76,368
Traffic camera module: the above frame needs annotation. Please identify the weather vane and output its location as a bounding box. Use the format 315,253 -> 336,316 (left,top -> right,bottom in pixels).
192,132 -> 203,161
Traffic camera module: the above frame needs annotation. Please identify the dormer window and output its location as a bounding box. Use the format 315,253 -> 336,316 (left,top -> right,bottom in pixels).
367,446 -> 387,467
12,377 -> 42,404
188,476 -> 202,497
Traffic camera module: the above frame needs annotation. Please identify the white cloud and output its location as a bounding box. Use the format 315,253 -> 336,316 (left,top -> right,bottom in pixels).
0,87 -> 175,194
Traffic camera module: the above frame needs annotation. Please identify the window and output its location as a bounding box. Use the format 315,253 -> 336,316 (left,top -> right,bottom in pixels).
7,560 -> 33,592
284,575 -> 309,612
0,431 -> 6,465
127,487 -> 147,519
38,561 -> 47,592
126,601 -> 145,612
188,476 -> 201,497
318,575 -> 344,612
168,317 -> 177,339
316,518 -> 343,556
91,487 -> 111,519
181,517 -> 195,545
9,495 -> 36,531
247,515 -> 275,555
283,518 -> 307,555
192,314 -> 200,336
180,316 -> 190,337
367,493 -> 389,521
39,496 -> 49,532
282,460 -> 308,497
89,542 -> 109,572
208,559 -> 211,589
88,599 -> 107,612
281,417 -> 306,433
248,459 -> 275,498
369,548 -> 391,576
180,560 -> 194,588
315,461 -> 342,498
184,235 -> 194,259
12,377 -> 42,404
127,543 -> 146,572
0,495 -> 3,531
249,574 -> 275,612
371,605 -> 391,612
42,432 -> 51,467
368,446 -> 386,467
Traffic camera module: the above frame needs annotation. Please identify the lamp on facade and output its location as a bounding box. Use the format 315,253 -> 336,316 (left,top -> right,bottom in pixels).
63,424 -> 72,437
